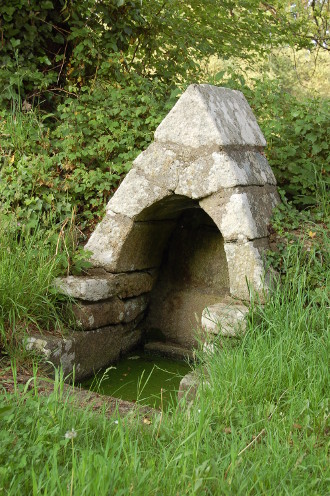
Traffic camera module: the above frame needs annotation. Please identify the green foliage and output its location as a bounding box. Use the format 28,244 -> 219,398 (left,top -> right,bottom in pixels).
210,72 -> 330,206
0,216 -> 75,354
0,0 -> 144,106
0,76 -> 175,228
0,0 -> 298,107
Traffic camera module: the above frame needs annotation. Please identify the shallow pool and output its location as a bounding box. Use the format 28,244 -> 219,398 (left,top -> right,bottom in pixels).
81,351 -> 191,409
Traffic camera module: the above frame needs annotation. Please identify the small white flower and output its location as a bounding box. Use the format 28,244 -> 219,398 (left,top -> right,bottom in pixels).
114,420 -> 119,425
65,428 -> 77,439
198,409 -> 201,414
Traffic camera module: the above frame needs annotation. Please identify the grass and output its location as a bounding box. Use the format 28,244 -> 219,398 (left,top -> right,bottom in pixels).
0,233 -> 329,495
0,216 -> 73,355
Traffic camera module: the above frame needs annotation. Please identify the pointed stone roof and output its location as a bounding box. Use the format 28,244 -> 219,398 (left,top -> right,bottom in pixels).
154,84 -> 266,148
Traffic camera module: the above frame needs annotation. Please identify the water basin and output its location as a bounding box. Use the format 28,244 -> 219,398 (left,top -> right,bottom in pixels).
81,351 -> 191,410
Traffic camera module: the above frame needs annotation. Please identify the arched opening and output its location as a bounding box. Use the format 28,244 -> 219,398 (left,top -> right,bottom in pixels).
133,195 -> 230,348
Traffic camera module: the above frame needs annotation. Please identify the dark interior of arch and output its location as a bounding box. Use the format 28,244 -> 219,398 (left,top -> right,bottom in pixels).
139,196 -> 230,348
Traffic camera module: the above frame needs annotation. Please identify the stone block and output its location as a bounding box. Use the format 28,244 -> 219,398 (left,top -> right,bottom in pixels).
113,220 -> 176,271
85,210 -> 133,269
26,319 -> 143,381
135,194 -> 198,221
73,294 -> 149,330
107,168 -> 171,219
155,84 -> 266,148
224,238 -> 271,301
144,341 -> 194,360
133,142 -> 182,191
200,185 -> 280,241
54,270 -> 156,301
201,302 -> 249,336
85,209 -> 175,272
175,149 -> 276,199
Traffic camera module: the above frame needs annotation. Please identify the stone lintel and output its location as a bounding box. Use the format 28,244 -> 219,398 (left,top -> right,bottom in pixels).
107,168 -> 172,219
85,209 -> 176,272
133,142 -> 182,191
175,149 -> 276,199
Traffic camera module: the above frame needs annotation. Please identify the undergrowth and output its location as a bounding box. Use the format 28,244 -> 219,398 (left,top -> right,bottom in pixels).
0,229 -> 329,495
0,215 -> 81,356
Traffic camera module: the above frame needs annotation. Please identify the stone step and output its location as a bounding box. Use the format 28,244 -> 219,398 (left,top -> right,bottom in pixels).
144,341 -> 195,361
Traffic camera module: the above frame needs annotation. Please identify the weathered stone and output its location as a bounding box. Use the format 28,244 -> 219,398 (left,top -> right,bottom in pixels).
26,319 -> 143,381
155,84 -> 266,148
224,238 -> 271,301
133,142 -> 182,191
200,185 -> 280,241
178,371 -> 200,402
145,208 -> 232,347
201,302 -> 249,336
135,195 -> 198,221
144,341 -> 194,360
73,294 -> 149,330
107,168 -> 171,219
54,271 -> 156,301
85,209 -> 175,271
147,290 -> 232,348
114,220 -> 176,271
175,149 -> 276,199
85,210 -> 133,269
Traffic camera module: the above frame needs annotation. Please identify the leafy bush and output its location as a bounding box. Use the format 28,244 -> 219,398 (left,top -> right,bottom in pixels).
0,77 -> 177,229
211,73 -> 330,206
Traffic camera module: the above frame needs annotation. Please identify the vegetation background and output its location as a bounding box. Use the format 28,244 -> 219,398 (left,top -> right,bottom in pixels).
0,1 -> 329,494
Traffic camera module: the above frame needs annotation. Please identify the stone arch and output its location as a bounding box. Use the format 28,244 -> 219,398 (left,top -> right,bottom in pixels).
54,84 -> 279,377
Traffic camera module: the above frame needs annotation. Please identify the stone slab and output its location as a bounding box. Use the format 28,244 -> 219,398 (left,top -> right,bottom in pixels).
54,271 -> 156,301
85,209 -> 176,272
200,185 -> 280,241
201,302 -> 249,336
133,142 -> 182,191
114,220 -> 176,272
175,149 -> 276,199
25,319 -> 143,381
144,341 -> 195,360
85,210 -> 133,269
73,294 -> 149,330
107,168 -> 171,219
155,84 -> 266,148
224,238 -> 271,301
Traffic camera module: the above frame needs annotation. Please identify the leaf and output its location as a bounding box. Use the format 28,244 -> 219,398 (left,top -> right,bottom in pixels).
0,405 -> 15,418
308,231 -> 316,238
10,38 -> 20,48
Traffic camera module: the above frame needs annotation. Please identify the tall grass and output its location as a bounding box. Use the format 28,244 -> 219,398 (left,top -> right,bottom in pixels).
1,233 -> 328,495
0,216 -> 71,354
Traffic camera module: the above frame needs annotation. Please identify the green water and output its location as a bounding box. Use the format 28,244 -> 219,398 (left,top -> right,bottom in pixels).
81,352 -> 191,409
